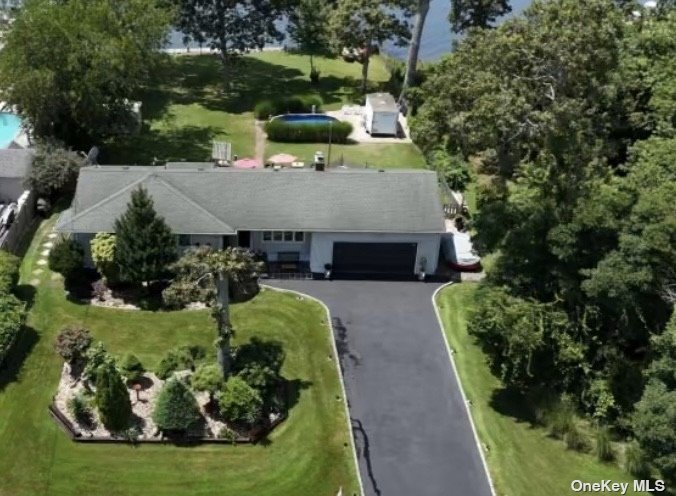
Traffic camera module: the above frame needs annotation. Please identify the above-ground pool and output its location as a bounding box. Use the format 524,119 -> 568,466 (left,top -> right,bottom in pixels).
272,113 -> 338,125
0,112 -> 22,148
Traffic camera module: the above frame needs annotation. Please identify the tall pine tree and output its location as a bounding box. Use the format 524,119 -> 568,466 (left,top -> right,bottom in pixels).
95,361 -> 132,432
153,377 -> 201,432
114,187 -> 177,286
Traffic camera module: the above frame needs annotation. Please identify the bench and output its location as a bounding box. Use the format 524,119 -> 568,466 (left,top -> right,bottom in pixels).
277,252 -> 300,271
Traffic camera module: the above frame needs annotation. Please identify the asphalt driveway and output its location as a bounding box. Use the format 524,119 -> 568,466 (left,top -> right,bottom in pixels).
268,280 -> 492,496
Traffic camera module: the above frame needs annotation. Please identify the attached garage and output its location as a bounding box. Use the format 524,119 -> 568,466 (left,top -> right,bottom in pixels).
332,242 -> 418,275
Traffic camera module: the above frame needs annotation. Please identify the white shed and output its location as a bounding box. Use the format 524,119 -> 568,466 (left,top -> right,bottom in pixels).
364,93 -> 399,136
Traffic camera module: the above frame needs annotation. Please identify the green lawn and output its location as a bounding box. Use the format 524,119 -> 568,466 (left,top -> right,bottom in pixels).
105,52 -> 394,165
436,284 -> 648,496
0,219 -> 360,496
264,142 -> 426,169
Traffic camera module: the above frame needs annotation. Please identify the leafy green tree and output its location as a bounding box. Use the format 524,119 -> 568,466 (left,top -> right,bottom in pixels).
233,337 -> 284,395
633,381 -> 676,482
329,0 -> 411,93
26,141 -> 85,198
90,233 -> 117,283
95,361 -> 132,432
287,0 -> 331,82
153,377 -> 202,432
0,0 -> 170,146
173,0 -> 284,83
48,237 -> 84,278
114,187 -> 177,286
54,326 -> 92,366
191,364 -> 224,400
217,376 -> 262,426
449,0 -> 512,33
0,293 -> 25,367
428,148 -> 471,191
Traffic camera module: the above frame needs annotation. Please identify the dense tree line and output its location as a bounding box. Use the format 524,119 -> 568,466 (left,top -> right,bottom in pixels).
412,0 -> 675,481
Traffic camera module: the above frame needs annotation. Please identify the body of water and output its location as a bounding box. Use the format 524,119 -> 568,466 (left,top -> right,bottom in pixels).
167,0 -> 533,61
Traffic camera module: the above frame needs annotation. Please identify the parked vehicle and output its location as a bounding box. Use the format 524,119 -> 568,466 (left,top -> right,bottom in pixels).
441,232 -> 481,272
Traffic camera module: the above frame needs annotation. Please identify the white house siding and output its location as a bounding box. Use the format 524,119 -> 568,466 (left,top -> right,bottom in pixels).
309,232 -> 441,275
250,231 -> 312,261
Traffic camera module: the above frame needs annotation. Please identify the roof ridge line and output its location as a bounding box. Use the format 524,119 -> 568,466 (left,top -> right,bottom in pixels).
66,172 -> 153,228
151,176 -> 235,233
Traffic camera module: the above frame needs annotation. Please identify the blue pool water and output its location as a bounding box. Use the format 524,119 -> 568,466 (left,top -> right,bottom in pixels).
0,112 -> 22,148
273,114 -> 338,125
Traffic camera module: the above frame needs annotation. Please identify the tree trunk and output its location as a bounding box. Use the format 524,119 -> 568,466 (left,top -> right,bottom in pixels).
361,50 -> 370,95
215,273 -> 232,377
219,38 -> 231,89
399,0 -> 430,104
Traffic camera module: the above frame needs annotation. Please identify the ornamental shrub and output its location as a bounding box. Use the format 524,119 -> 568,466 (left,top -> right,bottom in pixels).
90,233 -> 118,282
119,353 -> 145,383
95,361 -> 132,432
83,342 -> 112,384
67,392 -> 93,426
217,376 -> 263,426
0,293 -> 25,367
624,441 -> 651,479
156,345 -> 206,379
254,95 -> 323,120
191,363 -> 224,398
48,236 -> 83,277
54,326 -> 92,365
264,119 -> 352,144
595,427 -> 615,462
153,377 -> 201,432
0,250 -> 20,294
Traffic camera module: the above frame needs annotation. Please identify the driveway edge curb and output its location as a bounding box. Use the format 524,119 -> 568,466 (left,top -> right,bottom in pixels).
262,284 -> 366,496
432,282 -> 497,496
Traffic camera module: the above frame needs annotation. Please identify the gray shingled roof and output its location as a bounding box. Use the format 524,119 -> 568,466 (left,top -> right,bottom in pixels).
56,165 -> 445,234
0,149 -> 33,179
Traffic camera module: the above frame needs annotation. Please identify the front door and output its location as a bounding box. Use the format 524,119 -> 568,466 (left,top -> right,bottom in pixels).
237,231 -> 251,249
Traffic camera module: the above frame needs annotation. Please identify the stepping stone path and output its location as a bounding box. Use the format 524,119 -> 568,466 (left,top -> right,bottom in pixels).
47,233 -> 57,240
30,279 -> 40,286
43,241 -> 54,249
41,249 -> 50,257
37,259 -> 47,266
32,268 -> 43,275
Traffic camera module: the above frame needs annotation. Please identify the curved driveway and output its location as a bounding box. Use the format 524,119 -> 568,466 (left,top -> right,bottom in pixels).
269,280 -> 492,496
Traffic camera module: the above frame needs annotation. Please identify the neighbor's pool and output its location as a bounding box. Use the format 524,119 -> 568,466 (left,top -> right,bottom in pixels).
0,112 -> 22,148
272,114 -> 338,125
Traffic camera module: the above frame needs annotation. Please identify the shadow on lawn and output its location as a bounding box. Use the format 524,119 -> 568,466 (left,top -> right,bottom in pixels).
489,386 -> 538,426
0,326 -> 39,393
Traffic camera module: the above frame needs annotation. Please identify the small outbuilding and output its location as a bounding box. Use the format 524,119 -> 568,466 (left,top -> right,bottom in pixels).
364,93 -> 399,136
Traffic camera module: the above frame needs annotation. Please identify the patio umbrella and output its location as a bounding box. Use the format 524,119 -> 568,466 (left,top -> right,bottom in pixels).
233,157 -> 262,169
267,153 -> 297,165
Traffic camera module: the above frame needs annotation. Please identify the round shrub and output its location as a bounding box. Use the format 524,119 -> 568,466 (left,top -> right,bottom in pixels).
254,100 -> 275,120
191,364 -> 224,398
217,376 -> 263,426
153,377 -> 201,432
67,392 -> 93,426
624,441 -> 651,479
264,119 -> 352,143
48,236 -> 83,277
83,342 -> 112,384
90,232 -> 118,282
0,293 -> 26,367
120,353 -> 145,383
54,326 -> 92,365
564,424 -> 588,452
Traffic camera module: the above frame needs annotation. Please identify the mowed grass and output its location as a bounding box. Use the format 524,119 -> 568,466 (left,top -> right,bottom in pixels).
0,219 -> 360,496
435,284 -> 648,496
264,142 -> 426,170
105,52 -> 393,165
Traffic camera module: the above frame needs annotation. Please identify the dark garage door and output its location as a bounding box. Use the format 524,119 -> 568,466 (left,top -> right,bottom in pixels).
332,242 -> 417,275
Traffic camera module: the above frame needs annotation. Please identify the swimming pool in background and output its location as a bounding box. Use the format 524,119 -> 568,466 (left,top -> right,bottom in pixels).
272,114 -> 338,125
0,112 -> 23,148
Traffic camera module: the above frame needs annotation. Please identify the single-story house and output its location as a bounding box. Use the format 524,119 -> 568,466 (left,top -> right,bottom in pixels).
56,163 -> 446,277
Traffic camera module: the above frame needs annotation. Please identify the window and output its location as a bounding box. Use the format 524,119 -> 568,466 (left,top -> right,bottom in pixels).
261,231 -> 305,243
178,234 -> 191,246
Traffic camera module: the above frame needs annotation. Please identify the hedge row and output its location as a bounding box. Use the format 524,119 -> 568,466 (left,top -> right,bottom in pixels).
0,250 -> 25,367
264,120 -> 353,144
254,95 -> 323,120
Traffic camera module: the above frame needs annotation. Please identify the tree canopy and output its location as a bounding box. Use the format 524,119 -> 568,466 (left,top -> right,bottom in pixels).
449,0 -> 512,33
412,0 -> 675,480
0,0 -> 170,146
